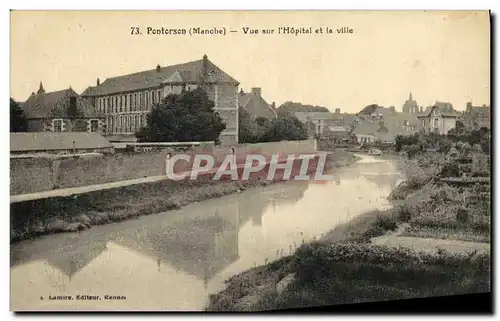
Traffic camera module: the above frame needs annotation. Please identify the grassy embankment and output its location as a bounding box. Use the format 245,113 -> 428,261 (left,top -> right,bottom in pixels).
206,152 -> 491,311
10,151 -> 358,244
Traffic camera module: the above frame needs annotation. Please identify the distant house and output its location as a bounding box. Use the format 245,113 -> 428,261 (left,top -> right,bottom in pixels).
352,121 -> 379,144
369,106 -> 397,121
238,88 -> 277,120
10,132 -> 114,156
417,104 -> 460,135
352,111 -> 419,145
464,102 -> 490,129
294,111 -> 338,136
322,125 -> 355,143
20,83 -> 106,133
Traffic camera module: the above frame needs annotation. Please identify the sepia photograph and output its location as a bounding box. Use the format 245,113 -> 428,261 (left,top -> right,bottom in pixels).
9,9 -> 492,312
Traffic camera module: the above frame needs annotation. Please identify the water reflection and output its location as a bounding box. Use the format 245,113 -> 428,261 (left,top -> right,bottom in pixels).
10,155 -> 403,311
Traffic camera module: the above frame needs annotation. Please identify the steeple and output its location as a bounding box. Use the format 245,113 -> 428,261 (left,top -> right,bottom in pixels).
409,91 -> 413,101
37,81 -> 45,94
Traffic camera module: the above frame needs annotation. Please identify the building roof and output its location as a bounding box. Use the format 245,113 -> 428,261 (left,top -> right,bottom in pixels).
417,105 -> 460,118
81,57 -> 239,96
10,132 -> 113,153
327,125 -> 348,132
238,91 -> 277,118
294,111 -> 336,122
21,88 -> 102,119
352,121 -> 380,136
353,112 -> 419,141
434,101 -> 454,112
469,105 -> 490,115
371,107 -> 397,116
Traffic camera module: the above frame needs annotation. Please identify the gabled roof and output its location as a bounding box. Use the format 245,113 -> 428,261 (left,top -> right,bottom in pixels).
434,101 -> 454,112
239,91 -> 277,119
469,105 -> 490,115
238,93 -> 254,108
417,105 -> 460,118
21,88 -> 102,119
10,132 -> 113,153
81,57 -> 239,96
353,121 -> 380,136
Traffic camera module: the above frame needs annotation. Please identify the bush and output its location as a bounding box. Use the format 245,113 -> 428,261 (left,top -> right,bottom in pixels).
439,162 -> 460,178
398,204 -> 415,222
456,208 -> 469,224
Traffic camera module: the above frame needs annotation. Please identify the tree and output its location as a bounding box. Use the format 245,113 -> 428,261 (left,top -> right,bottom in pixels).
135,88 -> 226,144
276,101 -> 329,117
238,107 -> 259,144
10,98 -> 27,132
260,114 -> 309,142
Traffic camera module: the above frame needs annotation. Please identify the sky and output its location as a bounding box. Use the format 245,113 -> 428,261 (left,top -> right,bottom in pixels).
10,10 -> 490,113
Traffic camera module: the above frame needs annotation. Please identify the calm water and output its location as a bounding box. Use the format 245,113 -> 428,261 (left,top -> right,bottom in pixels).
10,154 -> 404,311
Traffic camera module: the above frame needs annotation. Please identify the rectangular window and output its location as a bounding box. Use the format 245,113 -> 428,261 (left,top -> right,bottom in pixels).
52,119 -> 63,132
433,118 -> 439,127
90,119 -> 99,132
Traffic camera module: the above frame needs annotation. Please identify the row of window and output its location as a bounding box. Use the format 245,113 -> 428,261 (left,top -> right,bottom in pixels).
51,119 -> 100,132
107,114 -> 146,133
96,89 -> 163,114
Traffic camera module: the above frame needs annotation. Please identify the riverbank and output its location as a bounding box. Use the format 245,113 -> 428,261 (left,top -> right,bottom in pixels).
10,151 -> 359,244
205,154 -> 491,311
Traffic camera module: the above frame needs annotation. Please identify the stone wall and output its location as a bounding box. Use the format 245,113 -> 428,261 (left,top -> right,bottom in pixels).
10,139 -> 317,195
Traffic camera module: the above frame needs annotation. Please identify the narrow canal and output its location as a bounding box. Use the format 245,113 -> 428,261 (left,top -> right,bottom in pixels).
10,154 -> 404,311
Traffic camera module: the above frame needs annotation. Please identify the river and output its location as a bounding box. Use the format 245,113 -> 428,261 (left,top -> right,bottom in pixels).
10,154 -> 404,311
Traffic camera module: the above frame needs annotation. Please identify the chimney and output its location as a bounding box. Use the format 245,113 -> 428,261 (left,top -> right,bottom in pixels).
335,108 -> 340,114
251,87 -> 261,96
96,78 -> 100,86
156,64 -> 161,73
466,102 -> 472,113
271,102 -> 276,110
239,88 -> 244,95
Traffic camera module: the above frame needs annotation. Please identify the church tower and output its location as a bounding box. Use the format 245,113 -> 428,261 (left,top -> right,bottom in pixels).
37,81 -> 45,94
403,91 -> 418,114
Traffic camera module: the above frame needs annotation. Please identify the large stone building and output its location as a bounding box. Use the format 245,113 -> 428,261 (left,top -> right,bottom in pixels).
81,55 -> 240,146
20,83 -> 106,133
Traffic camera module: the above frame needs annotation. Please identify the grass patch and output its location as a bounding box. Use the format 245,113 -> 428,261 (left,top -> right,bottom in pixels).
207,242 -> 490,311
402,226 -> 491,243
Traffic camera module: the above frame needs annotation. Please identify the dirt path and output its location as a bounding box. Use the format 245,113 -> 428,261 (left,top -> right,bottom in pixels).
371,233 -> 490,254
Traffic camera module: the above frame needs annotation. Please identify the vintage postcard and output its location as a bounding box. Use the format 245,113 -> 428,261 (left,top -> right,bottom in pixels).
9,10 -> 491,312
